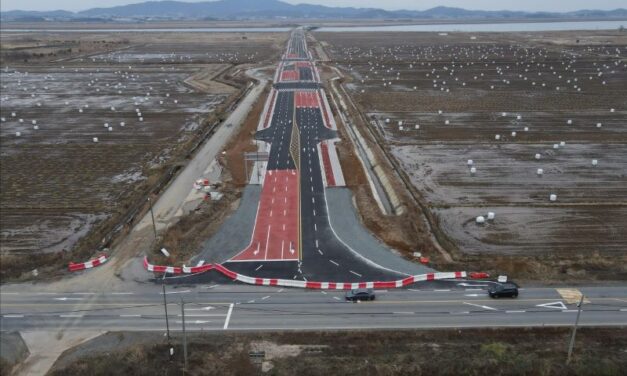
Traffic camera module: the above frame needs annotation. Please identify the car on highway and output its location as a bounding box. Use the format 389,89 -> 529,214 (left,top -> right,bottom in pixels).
488,282 -> 519,298
345,288 -> 375,302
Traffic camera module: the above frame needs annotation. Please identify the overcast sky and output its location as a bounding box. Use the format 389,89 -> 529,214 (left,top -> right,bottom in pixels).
1,0 -> 625,12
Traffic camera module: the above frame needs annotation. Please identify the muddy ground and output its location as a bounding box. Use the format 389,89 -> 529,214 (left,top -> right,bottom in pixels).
0,31 -> 287,280
49,328 -> 627,376
316,30 -> 627,281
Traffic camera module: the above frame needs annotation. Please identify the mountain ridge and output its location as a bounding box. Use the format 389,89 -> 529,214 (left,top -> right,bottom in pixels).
2,0 -> 626,21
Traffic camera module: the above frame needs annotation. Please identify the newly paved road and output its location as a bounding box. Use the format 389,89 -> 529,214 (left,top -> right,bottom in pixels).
221,29 -> 412,282
2,284 -> 626,332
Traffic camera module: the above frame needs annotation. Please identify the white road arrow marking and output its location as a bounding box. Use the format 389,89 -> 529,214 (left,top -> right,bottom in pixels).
536,301 -> 568,310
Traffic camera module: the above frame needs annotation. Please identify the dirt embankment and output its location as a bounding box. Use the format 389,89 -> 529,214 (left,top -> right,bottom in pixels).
150,86 -> 270,266
49,328 -> 627,376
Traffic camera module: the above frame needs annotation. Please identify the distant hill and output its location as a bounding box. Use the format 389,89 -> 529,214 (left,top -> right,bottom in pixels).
2,0 -> 627,21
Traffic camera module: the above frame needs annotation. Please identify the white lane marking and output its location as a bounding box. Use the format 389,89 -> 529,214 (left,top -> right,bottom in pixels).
70,292 -> 95,295
0,292 -> 19,295
111,292 -> 134,295
333,296 -> 341,301
329,260 -> 339,266
177,320 -> 210,324
313,209 -> 316,216
3,314 -> 24,318
318,249 -> 324,255
261,296 -> 270,300
180,314 -> 225,317
255,264 -> 263,271
451,311 -> 470,315
321,291 -> 327,295
434,289 -> 450,292
314,223 -> 317,231
463,302 -> 498,311
161,290 -> 191,295
464,294 -> 481,297
315,239 -> 319,248
185,306 -> 214,311
120,314 -> 141,317
619,308 -> 627,312
349,270 -> 362,277
312,197 -> 315,204
505,310 -> 525,314
465,289 -> 483,291
393,312 -> 414,315
562,310 -> 579,313
223,303 -> 234,330
54,297 -> 84,301
264,225 -> 271,260
277,289 -> 284,293
269,210 -> 273,217
60,314 -> 83,318
407,289 -> 420,292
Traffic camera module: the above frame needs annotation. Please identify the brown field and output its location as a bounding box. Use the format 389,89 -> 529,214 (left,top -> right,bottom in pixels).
316,30 -> 627,280
0,31 -> 286,280
48,328 -> 627,376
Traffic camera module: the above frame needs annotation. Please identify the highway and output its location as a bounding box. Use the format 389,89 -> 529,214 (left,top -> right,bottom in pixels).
2,283 -> 626,332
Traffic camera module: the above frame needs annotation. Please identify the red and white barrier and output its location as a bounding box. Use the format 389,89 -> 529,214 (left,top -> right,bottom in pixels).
143,257 -> 466,289
68,254 -> 108,272
143,256 -> 214,275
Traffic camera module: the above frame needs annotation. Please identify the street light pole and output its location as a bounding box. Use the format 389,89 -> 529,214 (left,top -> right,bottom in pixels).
148,196 -> 157,240
567,294 -> 585,364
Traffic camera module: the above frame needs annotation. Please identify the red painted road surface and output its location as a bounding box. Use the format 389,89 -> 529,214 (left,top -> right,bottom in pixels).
231,170 -> 300,261
295,91 -> 320,108
280,70 -> 299,82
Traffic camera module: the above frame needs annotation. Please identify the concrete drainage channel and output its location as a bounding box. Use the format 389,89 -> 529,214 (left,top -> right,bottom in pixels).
328,77 -> 401,216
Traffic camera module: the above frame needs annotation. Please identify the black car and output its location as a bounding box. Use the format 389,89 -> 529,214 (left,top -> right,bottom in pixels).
345,288 -> 375,302
488,283 -> 519,298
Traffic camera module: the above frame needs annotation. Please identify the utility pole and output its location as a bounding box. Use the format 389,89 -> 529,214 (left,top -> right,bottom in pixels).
148,196 -> 157,240
567,294 -> 585,365
181,297 -> 188,372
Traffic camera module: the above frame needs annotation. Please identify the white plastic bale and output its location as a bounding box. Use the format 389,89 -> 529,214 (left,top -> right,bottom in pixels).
476,216 -> 485,224
537,168 -> 543,175
549,194 -> 557,202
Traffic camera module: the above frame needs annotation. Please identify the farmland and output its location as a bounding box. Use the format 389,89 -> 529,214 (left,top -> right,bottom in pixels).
316,30 -> 627,279
0,31 -> 286,279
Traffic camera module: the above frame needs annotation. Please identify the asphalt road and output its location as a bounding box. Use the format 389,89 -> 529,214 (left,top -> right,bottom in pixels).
222,29 -> 408,282
2,284 -> 626,332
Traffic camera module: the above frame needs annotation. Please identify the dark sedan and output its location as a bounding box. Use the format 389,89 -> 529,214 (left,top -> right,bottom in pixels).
345,288 -> 375,302
488,283 -> 519,298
